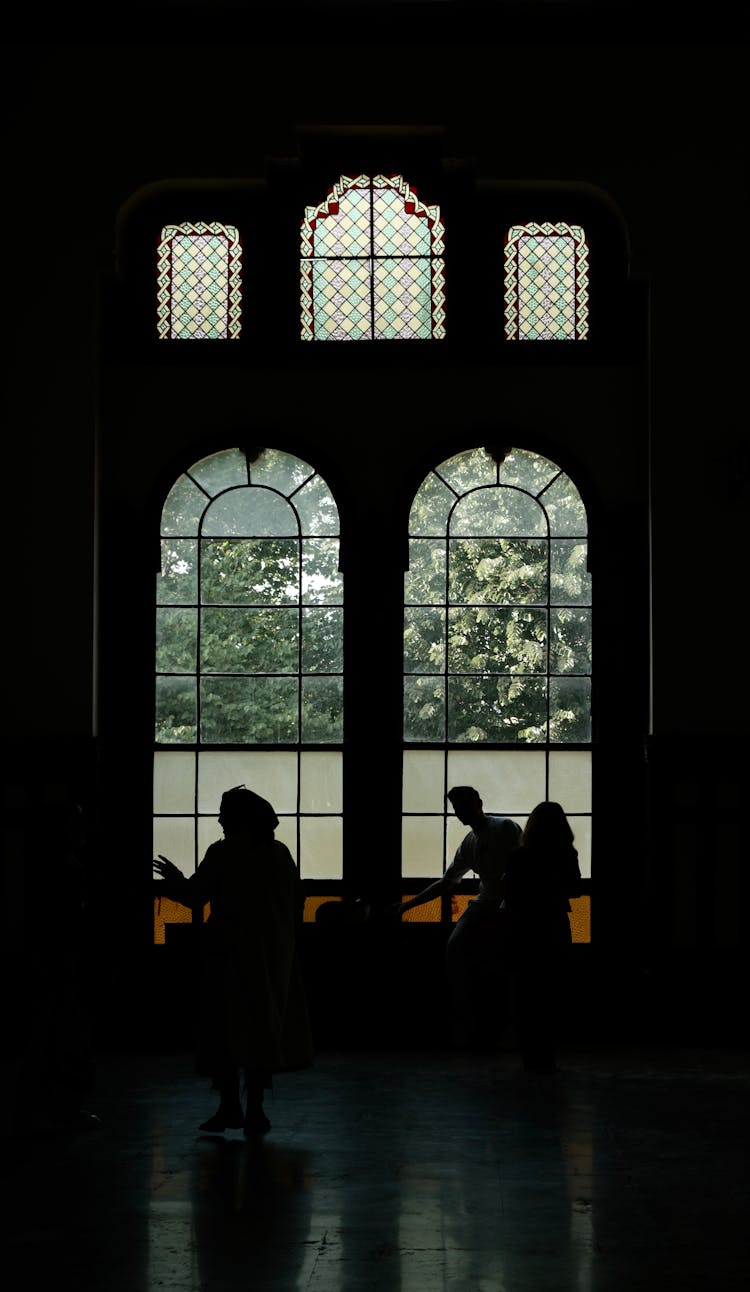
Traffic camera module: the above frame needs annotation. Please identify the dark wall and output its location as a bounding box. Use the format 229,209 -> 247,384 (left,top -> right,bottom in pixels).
2,3 -> 747,1053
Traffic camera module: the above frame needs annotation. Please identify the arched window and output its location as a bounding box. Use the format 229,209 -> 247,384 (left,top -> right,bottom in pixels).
153,447 -> 343,941
300,174 -> 445,341
402,446 -> 591,938
157,221 -> 242,339
504,222 -> 589,340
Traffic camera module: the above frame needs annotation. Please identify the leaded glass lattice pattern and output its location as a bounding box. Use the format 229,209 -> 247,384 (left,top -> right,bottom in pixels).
504,223 -> 589,340
157,222 -> 242,339
300,174 -> 445,341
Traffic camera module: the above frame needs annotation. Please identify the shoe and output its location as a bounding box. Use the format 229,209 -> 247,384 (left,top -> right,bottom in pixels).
77,1109 -> 102,1130
243,1109 -> 271,1137
199,1104 -> 245,1132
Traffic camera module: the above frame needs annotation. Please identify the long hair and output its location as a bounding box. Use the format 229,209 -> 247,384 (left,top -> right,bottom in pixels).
521,800 -> 574,850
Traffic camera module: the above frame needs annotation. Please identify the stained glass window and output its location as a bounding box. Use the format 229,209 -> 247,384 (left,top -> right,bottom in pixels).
402,447 -> 592,938
157,222 -> 242,339
504,222 -> 589,340
300,174 -> 445,341
154,448 -> 343,942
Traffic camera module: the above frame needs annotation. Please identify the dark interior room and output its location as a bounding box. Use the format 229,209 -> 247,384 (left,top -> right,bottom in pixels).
1,2 -> 748,1288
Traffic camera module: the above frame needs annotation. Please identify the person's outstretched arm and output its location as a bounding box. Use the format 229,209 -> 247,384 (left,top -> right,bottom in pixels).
153,854 -> 196,908
393,873 -> 456,917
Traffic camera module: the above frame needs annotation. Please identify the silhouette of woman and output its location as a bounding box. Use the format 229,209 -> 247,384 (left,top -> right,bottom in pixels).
153,785 -> 313,1134
502,801 -> 582,1073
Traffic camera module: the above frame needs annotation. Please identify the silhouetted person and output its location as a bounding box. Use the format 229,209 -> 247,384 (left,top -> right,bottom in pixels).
153,785 -> 313,1135
394,786 -> 522,1048
502,800 -> 583,1073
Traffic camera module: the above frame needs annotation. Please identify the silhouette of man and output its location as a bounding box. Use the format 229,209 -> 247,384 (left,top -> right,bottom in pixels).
395,786 -> 522,1048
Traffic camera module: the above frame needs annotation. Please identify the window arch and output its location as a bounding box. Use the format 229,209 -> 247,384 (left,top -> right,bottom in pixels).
300,173 -> 445,341
504,222 -> 589,340
157,221 -> 242,339
153,446 -> 343,941
402,446 -> 592,937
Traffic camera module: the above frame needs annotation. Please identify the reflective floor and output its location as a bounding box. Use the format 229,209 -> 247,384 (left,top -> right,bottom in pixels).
4,1044 -> 750,1291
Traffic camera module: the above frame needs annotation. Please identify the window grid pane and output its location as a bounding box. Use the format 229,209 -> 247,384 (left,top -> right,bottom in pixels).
404,447 -> 592,931
157,222 -> 242,340
405,448 -> 590,748
300,174 -> 445,341
154,449 -> 343,942
504,222 -> 589,341
156,450 -> 342,750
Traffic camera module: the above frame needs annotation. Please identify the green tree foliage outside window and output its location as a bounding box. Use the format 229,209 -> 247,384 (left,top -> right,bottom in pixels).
155,448 -> 343,746
153,448 -> 345,895
404,447 -> 591,744
401,447 -> 593,889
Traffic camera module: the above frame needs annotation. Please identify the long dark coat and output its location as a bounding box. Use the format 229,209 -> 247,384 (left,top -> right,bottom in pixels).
501,841 -> 582,1066
183,835 -> 313,1076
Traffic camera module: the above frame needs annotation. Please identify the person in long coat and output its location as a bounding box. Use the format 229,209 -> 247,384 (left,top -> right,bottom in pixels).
502,800 -> 582,1073
153,785 -> 313,1134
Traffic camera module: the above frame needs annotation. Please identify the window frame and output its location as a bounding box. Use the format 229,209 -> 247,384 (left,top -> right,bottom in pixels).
156,220 -> 243,341
401,445 -> 593,939
299,172 -> 446,342
152,446 -> 345,941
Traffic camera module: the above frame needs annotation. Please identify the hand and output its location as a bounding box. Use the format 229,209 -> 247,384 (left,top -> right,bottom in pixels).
153,855 -> 182,883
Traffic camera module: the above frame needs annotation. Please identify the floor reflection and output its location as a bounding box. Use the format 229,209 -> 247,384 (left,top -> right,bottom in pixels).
148,1124 -> 315,1291
6,1047 -> 750,1291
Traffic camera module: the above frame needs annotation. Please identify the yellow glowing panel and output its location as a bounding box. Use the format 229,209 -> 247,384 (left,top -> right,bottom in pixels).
154,896 -> 189,945
153,898 -> 210,945
399,893 -> 591,939
569,895 -> 590,943
451,893 -> 474,921
401,896 -> 442,923
304,895 -> 342,923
